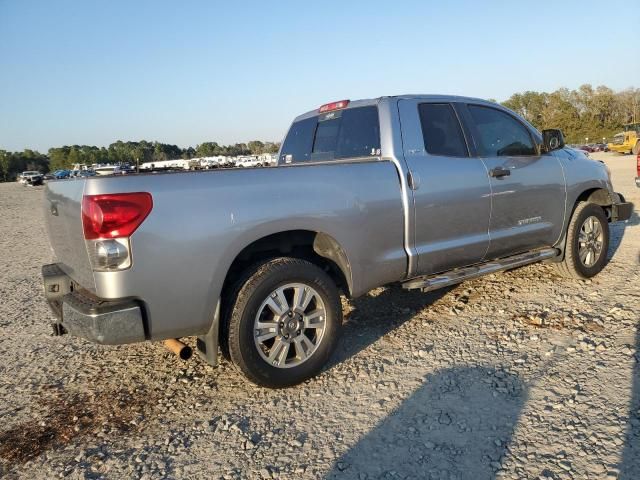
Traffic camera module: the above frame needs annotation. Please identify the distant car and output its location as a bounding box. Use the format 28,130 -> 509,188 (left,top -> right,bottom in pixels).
20,170 -> 44,186
570,147 -> 590,158
94,165 -> 121,176
19,171 -> 43,185
578,145 -> 595,153
589,144 -> 608,152
18,171 -> 38,184
78,170 -> 97,177
52,169 -> 71,179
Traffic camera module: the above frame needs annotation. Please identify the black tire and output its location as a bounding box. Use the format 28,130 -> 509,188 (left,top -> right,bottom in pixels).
555,202 -> 609,279
226,257 -> 342,388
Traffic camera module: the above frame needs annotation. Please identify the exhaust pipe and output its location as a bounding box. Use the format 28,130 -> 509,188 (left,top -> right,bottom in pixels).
163,338 -> 192,360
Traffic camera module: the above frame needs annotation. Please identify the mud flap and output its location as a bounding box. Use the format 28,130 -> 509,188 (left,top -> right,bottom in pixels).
196,303 -> 220,367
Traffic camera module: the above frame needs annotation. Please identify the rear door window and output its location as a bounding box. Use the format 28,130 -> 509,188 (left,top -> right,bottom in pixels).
279,116 -> 316,163
280,106 -> 380,163
418,103 -> 468,157
467,105 -> 536,156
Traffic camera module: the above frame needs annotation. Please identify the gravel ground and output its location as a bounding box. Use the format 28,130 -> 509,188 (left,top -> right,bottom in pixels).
0,152 -> 638,480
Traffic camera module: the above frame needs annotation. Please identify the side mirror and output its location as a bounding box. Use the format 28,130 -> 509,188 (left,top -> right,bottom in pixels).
542,129 -> 565,153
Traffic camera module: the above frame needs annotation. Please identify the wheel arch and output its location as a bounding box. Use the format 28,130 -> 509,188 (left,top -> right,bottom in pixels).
553,187 -> 614,261
210,229 -> 351,359
222,229 -> 353,300
578,187 -> 614,207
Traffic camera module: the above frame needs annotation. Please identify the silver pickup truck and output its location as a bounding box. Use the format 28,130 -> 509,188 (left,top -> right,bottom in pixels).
42,95 -> 633,387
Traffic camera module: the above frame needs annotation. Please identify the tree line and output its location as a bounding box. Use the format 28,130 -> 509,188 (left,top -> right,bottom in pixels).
1,84 -> 638,182
0,140 -> 280,181
500,84 -> 639,144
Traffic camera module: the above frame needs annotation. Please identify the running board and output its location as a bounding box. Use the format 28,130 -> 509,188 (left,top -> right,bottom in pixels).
402,248 -> 559,292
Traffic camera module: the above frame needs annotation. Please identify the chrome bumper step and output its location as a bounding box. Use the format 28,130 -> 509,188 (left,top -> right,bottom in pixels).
402,248 -> 559,292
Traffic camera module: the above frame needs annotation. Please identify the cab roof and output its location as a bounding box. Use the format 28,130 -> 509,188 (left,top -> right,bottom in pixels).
293,94 -> 499,122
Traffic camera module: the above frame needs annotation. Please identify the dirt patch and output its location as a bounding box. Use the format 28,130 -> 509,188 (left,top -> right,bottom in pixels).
0,387 -> 154,469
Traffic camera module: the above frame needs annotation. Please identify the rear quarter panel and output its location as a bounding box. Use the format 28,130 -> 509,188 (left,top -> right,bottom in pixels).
87,162 -> 406,340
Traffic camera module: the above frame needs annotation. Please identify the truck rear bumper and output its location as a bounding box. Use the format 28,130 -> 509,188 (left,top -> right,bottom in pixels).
42,263 -> 146,345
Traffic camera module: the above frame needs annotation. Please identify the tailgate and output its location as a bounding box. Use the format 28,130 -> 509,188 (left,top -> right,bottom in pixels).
44,179 -> 96,292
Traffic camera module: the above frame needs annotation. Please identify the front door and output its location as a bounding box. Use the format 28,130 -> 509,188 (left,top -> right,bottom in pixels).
398,99 -> 492,276
462,103 -> 566,259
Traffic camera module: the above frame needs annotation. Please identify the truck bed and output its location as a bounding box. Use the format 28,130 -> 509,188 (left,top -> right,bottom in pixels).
43,162 -> 407,339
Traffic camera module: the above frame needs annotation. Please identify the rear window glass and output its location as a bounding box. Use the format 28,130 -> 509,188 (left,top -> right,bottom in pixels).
418,103 -> 468,157
279,116 -> 316,163
280,106 -> 380,163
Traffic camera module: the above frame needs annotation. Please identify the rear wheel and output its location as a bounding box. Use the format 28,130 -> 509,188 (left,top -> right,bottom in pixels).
555,202 -> 609,279
226,257 -> 342,388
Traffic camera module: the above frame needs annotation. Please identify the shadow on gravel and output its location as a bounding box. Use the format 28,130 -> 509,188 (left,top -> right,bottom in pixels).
329,284 -> 453,368
612,209 -> 639,477
619,317 -> 640,478
326,366 -> 527,480
607,211 -> 637,261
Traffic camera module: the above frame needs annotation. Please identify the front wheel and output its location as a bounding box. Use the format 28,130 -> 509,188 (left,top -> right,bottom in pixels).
555,202 -> 609,279
226,257 -> 342,388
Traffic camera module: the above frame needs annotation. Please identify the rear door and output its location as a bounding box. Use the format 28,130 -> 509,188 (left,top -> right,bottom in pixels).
461,103 -> 566,259
398,99 -> 492,276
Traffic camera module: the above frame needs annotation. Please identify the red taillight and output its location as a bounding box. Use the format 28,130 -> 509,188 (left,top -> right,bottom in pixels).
82,192 -> 153,240
319,99 -> 350,113
637,152 -> 640,177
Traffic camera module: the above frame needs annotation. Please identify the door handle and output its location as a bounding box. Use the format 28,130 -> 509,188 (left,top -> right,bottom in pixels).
490,167 -> 511,178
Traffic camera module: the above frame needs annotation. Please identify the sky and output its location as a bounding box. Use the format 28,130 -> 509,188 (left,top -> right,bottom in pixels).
1,0 -> 638,152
